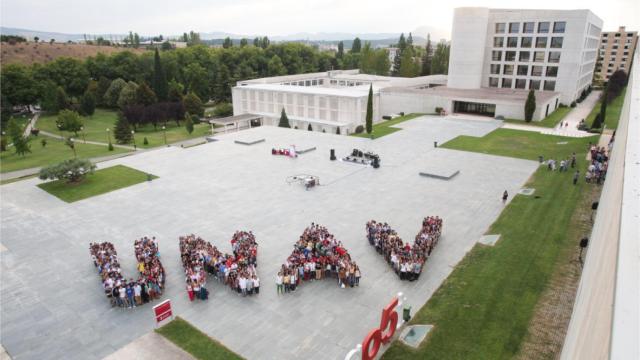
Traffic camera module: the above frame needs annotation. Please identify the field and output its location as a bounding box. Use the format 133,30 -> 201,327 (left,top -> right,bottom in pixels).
156,317 -> 243,360
0,41 -> 147,65
585,89 -> 626,130
351,113 -> 426,138
504,106 -> 571,128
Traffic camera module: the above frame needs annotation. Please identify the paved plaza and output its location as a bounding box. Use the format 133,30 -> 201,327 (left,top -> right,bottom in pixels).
0,115 -> 539,360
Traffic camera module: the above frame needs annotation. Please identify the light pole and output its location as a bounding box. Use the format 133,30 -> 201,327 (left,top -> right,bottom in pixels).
131,130 -> 136,150
80,126 -> 86,143
106,128 -> 111,144
162,125 -> 167,146
57,123 -> 64,140
68,138 -> 77,158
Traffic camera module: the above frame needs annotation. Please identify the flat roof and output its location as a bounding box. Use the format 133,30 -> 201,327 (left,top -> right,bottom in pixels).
235,83 -> 374,98
208,113 -> 262,125
382,86 -> 559,104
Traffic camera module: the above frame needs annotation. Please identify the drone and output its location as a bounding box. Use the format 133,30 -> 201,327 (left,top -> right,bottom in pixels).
286,174 -> 320,190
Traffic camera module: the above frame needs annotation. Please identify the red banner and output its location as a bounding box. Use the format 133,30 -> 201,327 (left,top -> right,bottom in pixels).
153,299 -> 172,323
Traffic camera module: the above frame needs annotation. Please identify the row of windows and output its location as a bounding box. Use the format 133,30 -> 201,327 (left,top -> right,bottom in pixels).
601,38 -> 635,44
494,36 -> 563,48
489,77 -> 556,91
490,64 -> 558,77
491,50 -> 561,63
281,79 -> 325,86
602,32 -> 635,37
495,21 -> 565,34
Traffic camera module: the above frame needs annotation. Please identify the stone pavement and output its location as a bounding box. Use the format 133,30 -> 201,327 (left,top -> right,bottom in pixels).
103,332 -> 193,360
0,116 -> 539,360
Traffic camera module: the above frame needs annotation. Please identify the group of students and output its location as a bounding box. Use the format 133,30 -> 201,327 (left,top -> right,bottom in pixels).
90,236 -> 165,308
179,231 -> 260,300
277,223 -> 360,293
366,216 -> 443,281
585,142 -> 610,184
546,153 -> 578,172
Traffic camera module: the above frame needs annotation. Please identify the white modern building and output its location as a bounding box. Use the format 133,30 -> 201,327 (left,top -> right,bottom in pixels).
231,70 -> 446,134
448,7 -> 602,104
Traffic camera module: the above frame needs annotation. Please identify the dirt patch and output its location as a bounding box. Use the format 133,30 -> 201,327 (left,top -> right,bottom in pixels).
515,183 -> 602,360
1,42 -> 147,66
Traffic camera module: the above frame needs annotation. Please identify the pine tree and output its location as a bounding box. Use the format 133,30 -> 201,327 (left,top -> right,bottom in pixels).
407,33 -> 413,48
351,37 -> 361,53
365,85 -> 373,134
278,108 -> 291,128
152,48 -> 168,101
114,113 -> 133,144
308,123 -> 313,131
337,41 -> 344,58
56,86 -> 69,112
397,33 -> 407,51
240,38 -> 248,47
524,89 -> 536,122
599,85 -> 608,126
7,117 -> 31,156
183,92 -> 203,117
184,112 -> 194,134
80,91 -> 96,116
223,37 -> 233,48
392,49 -> 402,76
421,34 -> 433,76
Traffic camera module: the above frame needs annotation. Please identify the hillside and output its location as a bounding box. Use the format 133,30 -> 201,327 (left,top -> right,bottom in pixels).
0,42 -> 147,65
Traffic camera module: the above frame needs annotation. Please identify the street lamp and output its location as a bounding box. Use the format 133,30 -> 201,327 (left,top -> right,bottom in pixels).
131,130 -> 136,149
57,123 -> 64,140
106,128 -> 111,144
162,125 -> 167,146
68,137 -> 77,158
80,126 -> 86,143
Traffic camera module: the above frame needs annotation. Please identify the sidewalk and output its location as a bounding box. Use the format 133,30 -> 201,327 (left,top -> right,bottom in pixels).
103,332 -> 194,360
39,130 -> 136,150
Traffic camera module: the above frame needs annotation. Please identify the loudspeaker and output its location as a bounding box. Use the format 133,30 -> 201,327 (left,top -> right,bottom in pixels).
330,149 -> 336,161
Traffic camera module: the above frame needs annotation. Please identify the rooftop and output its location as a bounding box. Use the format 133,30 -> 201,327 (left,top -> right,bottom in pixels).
382,86 -> 560,104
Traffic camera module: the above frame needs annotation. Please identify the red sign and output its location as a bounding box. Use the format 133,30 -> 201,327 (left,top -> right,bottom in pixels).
153,299 -> 173,323
362,297 -> 399,360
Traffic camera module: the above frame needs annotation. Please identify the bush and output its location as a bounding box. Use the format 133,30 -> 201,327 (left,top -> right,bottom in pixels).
336,127 -> 341,135
399,112 -> 405,116
30,128 -> 40,136
570,101 -> 577,108
559,103 -> 567,108
213,102 -> 233,117
41,138 -> 47,147
191,114 -> 200,125
495,115 -> 505,120
382,115 -> 392,120
435,107 -> 443,113
308,124 -> 313,131
108,142 -> 114,151
0,137 -> 5,152
354,125 -> 364,134
39,158 -> 96,183
143,137 -> 149,145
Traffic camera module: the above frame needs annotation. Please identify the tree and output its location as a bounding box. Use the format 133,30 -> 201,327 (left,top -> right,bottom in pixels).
599,85 -> 608,125
57,110 -> 84,135
213,102 -> 233,117
336,127 -> 341,135
136,82 -> 157,106
260,36 -> 270,49
103,78 -> 126,107
591,113 -> 603,130
34,36 -> 39,43
184,112 -> 194,134
96,77 -> 111,106
351,37 -> 362,53
398,49 -> 420,77
183,92 -> 204,117
407,33 -> 413,47
278,108 -> 291,128
607,70 -> 627,102
7,117 -> 31,156
397,33 -> 407,51
431,42 -> 450,75
308,123 -> 313,131
421,34 -> 433,76
114,113 -> 133,144
184,63 -> 209,100
524,89 -> 536,122
268,55 -> 287,76
0,64 -> 39,111
168,80 -> 184,102
161,41 -> 172,51
39,159 -> 96,183
337,41 -> 344,58
117,81 -> 139,110
56,86 -> 70,112
223,37 -> 233,49
152,48 -> 168,101
240,38 -> 248,47
365,85 -> 373,134
253,37 -> 261,47
80,91 -> 96,116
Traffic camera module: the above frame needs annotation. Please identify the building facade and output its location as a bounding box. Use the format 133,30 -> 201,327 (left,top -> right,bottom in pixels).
595,26 -> 638,81
448,7 -> 602,104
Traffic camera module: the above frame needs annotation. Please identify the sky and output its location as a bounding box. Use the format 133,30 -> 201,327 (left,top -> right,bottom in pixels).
1,0 -> 639,37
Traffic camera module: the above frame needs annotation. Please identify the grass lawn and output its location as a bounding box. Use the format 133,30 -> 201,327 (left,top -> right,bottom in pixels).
1,136 -> 128,173
441,128 -> 597,161
585,88 -> 626,130
382,129 -> 597,359
37,108 -> 213,148
351,113 -> 426,138
156,317 -> 244,360
37,165 -> 156,202
503,106 -> 571,128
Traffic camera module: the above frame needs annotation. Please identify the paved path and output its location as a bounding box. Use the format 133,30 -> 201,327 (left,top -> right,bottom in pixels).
22,113 -> 40,138
38,130 -> 136,150
103,332 -> 193,360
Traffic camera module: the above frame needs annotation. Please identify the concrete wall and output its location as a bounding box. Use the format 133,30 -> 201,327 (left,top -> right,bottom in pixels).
447,7 -> 490,89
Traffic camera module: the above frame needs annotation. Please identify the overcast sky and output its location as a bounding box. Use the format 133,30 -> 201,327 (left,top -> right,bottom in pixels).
1,0 -> 638,37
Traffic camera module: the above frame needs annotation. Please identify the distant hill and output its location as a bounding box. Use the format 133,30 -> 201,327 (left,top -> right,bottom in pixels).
1,41 -> 147,66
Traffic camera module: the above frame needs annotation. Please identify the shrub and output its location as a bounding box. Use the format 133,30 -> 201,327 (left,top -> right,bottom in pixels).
382,115 -> 392,120
308,124 -> 313,131
143,137 -> 149,145
354,125 -> 364,134
570,101 -> 577,108
495,115 -> 505,120
41,138 -> 47,147
336,127 -> 341,135
191,114 -> 200,125
108,142 -> 114,151
0,137 -> 6,152
30,128 -> 40,136
213,102 -> 233,117
399,112 -> 405,116
435,107 -> 443,113
39,158 -> 96,183
559,103 -> 567,108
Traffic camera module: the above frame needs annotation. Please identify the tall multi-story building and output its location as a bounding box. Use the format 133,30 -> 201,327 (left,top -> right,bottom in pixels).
595,26 -> 638,81
447,7 -> 603,104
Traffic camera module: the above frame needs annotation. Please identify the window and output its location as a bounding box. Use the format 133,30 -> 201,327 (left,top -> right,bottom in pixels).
553,21 -> 566,33
611,51 -> 617,55
530,79 -> 541,90
490,64 -> 501,74
515,79 -> 527,89
494,37 -> 504,47
519,51 -> 530,62
505,51 -> 516,61
495,23 -> 505,33
509,23 -> 520,33
517,65 -> 529,76
503,64 -> 514,75
534,51 -> 545,62
489,77 -> 499,87
523,22 -> 535,33
531,66 -> 543,76
521,37 -> 532,48
502,78 -> 512,88
492,51 -> 502,61
546,66 -> 558,77
550,37 -> 563,48
548,51 -> 561,63
538,22 -> 550,33
536,37 -> 547,48
544,80 -> 556,91
507,37 -> 518,47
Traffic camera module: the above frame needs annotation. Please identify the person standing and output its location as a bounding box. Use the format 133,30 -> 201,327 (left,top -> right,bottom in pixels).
276,272 -> 284,294
573,170 -> 580,185
502,190 -> 508,203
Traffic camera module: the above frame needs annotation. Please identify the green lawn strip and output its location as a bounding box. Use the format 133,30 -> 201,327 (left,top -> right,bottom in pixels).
441,128 -> 597,161
1,137 -> 128,173
156,317 -> 244,360
382,130 -> 594,360
503,106 -> 571,128
37,108 -> 213,148
585,88 -> 626,130
351,113 -> 426,138
37,165 -> 156,202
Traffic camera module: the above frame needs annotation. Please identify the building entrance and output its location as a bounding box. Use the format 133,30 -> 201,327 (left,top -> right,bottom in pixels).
453,101 -> 496,117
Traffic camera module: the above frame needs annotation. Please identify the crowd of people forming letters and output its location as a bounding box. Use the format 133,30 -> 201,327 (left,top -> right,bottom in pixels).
179,231 -> 259,300
366,216 -> 443,280
90,236 -> 165,308
277,223 -> 360,293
